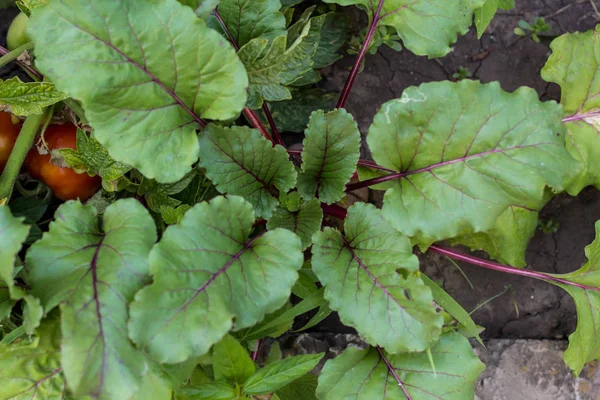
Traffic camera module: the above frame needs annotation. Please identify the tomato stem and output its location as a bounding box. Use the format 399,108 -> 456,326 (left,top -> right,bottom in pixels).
0,111 -> 45,202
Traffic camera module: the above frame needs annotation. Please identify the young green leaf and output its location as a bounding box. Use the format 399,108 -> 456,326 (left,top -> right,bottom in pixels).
0,77 -> 68,116
138,171 -> 197,213
0,320 -> 68,400
267,198 -> 323,249
208,0 -> 286,47
129,196 -> 303,364
179,0 -> 220,19
322,0 -> 486,57
312,203 -> 443,353
60,129 -> 131,191
160,204 -> 192,225
199,125 -> 297,219
316,332 -> 485,400
297,109 -> 360,204
0,206 -> 29,297
175,382 -> 237,400
368,81 -> 577,261
276,373 -> 318,400
238,15 -> 325,109
474,0 -> 514,38
547,221 -> 600,375
26,199 -> 157,399
244,353 -> 323,395
267,87 -> 336,133
213,335 -> 256,385
542,26 -> 600,193
28,0 -> 248,183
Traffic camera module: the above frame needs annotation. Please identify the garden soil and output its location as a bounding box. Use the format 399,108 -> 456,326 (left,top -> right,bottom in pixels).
2,1 -> 600,341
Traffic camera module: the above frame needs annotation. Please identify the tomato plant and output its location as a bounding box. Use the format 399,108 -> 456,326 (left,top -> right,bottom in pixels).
6,12 -> 29,50
0,0 -> 599,399
25,123 -> 101,201
0,111 -> 20,172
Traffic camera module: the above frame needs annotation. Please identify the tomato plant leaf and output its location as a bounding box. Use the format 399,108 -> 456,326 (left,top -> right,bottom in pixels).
26,199 -> 157,399
0,320 -> 69,400
60,129 -> 132,192
267,87 -> 336,133
547,221 -> 600,375
368,81 -> 577,262
0,77 -> 68,116
243,353 -> 324,395
213,335 -> 256,385
238,15 -> 325,109
316,332 -> 485,400
175,382 -> 237,400
312,203 -> 443,353
129,196 -> 303,364
267,198 -> 323,250
312,12 -> 349,69
28,0 -> 248,183
322,0 -> 486,57
0,206 -> 29,298
542,26 -> 600,193
15,0 -> 48,15
275,373 -> 318,400
297,109 -> 360,204
137,171 -> 197,213
198,125 -> 297,219
208,0 -> 286,47
179,0 -> 220,19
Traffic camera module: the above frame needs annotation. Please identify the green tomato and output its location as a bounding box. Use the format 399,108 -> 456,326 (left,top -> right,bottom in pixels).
7,12 -> 30,51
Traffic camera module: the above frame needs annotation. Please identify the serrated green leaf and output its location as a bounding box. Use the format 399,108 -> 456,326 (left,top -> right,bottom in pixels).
129,196 -> 303,364
0,320 -> 70,400
208,0 -> 286,47
238,15 -> 325,109
26,199 -> 157,399
421,274 -> 483,345
317,332 -> 485,400
138,171 -> 197,213
244,353 -> 323,395
0,206 -> 30,297
297,109 -> 360,204
312,203 -> 443,353
29,0 -> 248,183
213,335 -> 256,385
60,129 -> 131,185
548,221 -> 600,375
542,26 -> 600,193
322,0 -> 485,57
175,382 -> 237,400
179,0 -> 220,19
267,198 -> 323,250
368,81 -> 577,262
198,125 -> 297,219
0,77 -> 68,116
276,373 -> 318,400
268,87 -> 336,133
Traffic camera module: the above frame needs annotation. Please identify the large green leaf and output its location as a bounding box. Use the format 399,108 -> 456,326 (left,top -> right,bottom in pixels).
368,81 -> 577,261
312,203 -> 443,353
238,15 -> 325,109
548,221 -> 600,375
322,0 -> 485,57
129,196 -> 303,364
316,332 -> 485,400
26,199 -> 157,399
198,125 -> 297,219
0,77 -> 68,116
28,0 -> 248,183
297,109 -> 361,204
0,320 -> 69,399
267,198 -> 323,250
542,26 -> 600,193
208,0 -> 286,47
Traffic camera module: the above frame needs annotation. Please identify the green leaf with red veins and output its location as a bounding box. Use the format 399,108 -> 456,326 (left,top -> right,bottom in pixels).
28,0 -> 248,183
26,199 -> 157,399
368,81 -> 577,263
322,0 -> 486,57
178,0 -> 221,19
316,332 -> 485,400
547,221 -> 600,375
207,0 -> 286,47
0,320 -> 70,400
128,196 -> 303,364
311,203 -> 443,353
297,109 -> 361,204
199,125 -> 297,219
542,26 -> 600,194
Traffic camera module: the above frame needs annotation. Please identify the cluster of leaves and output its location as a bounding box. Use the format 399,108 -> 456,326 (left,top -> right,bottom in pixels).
1,0 -> 600,399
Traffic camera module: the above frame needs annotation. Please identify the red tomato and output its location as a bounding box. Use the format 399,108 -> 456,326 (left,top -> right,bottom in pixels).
0,111 -> 21,173
26,123 -> 101,201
